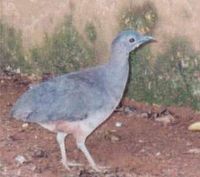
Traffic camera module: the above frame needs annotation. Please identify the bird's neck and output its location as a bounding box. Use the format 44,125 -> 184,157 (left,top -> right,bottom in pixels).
108,51 -> 129,65
107,51 -> 129,77
105,52 -> 130,100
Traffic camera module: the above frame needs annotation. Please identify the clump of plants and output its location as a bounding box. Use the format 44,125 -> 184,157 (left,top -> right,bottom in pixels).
119,2 -> 200,110
119,1 -> 158,103
127,46 -> 155,104
120,2 -> 158,34
30,16 -> 95,74
85,22 -> 97,43
154,37 -> 200,109
127,36 -> 200,110
0,21 -> 30,73
0,17 -> 95,75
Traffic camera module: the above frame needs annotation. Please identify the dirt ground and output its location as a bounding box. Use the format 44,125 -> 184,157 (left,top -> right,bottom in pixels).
0,73 -> 200,177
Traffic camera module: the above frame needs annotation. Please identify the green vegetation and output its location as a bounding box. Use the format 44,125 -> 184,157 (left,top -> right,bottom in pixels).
0,16 -> 95,75
85,22 -> 97,43
0,21 -> 30,73
127,37 -> 200,110
127,47 -> 155,104
119,2 -> 200,110
30,16 -> 95,74
155,37 -> 200,109
120,2 -> 158,34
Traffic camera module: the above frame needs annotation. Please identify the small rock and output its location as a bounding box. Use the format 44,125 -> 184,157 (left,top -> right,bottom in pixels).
16,68 -> 21,74
110,134 -> 121,143
140,112 -> 149,119
115,122 -> 122,127
104,130 -> 121,143
188,122 -> 200,131
188,148 -> 200,154
155,114 -> 175,126
15,155 -> 27,165
6,102 -> 12,107
22,123 -> 29,128
124,106 -> 137,115
32,149 -> 48,158
138,139 -> 144,143
156,152 -> 161,156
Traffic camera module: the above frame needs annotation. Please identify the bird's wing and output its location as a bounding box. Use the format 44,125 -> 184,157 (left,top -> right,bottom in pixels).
11,68 -> 107,123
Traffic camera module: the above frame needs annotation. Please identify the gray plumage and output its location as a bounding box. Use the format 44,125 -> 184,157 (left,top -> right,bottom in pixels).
11,68 -> 107,122
10,30 -> 155,171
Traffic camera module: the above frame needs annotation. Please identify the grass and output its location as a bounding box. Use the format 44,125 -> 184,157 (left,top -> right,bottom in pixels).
0,16 -> 95,75
0,21 -> 30,73
119,2 -> 200,110
120,1 -> 158,34
30,16 -> 95,75
85,22 -> 97,43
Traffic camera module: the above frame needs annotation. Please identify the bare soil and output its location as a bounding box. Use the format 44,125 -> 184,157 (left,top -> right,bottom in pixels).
0,73 -> 200,177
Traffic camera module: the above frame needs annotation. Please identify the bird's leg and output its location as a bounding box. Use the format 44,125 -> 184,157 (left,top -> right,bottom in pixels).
76,137 -> 107,172
56,132 -> 82,170
56,132 -> 70,170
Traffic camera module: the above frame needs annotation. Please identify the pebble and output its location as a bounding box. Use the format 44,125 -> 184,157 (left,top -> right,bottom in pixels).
15,155 -> 27,164
104,130 -> 121,143
188,122 -> 200,131
22,123 -> 29,128
188,148 -> 200,154
156,152 -> 161,156
115,122 -> 122,127
155,114 -> 175,126
110,134 -> 121,143
32,149 -> 48,158
140,112 -> 149,118
138,139 -> 144,143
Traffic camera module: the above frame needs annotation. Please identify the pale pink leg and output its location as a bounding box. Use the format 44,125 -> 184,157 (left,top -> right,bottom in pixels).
56,132 -> 82,170
76,136 -> 107,172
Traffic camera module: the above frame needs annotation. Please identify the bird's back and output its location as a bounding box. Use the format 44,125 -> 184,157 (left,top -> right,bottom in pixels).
11,66 -> 109,123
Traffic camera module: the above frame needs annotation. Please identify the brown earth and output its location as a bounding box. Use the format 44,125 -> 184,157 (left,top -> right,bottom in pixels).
0,73 -> 200,177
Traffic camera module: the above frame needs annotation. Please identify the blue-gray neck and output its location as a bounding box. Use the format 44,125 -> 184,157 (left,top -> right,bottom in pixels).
104,50 -> 130,100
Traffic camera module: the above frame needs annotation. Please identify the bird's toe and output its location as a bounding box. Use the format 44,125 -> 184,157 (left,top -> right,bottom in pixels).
61,159 -> 71,170
91,165 -> 110,172
67,161 -> 83,167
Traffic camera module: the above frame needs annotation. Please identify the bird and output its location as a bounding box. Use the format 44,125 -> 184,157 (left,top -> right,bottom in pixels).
10,30 -> 155,171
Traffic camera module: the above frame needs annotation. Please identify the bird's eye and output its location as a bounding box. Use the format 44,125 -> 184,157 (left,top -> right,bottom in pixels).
129,38 -> 135,43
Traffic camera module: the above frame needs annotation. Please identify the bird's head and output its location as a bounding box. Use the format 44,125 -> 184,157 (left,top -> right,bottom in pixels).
111,30 -> 155,54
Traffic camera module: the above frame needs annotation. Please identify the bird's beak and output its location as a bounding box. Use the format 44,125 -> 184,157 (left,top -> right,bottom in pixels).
142,35 -> 157,43
134,35 -> 156,48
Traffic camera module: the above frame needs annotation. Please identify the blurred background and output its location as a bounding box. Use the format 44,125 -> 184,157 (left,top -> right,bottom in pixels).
1,0 -> 200,110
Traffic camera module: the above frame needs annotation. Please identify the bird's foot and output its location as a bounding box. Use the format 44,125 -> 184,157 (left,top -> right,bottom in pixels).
61,161 -> 71,171
67,161 -> 83,167
91,165 -> 109,172
61,159 -> 83,170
